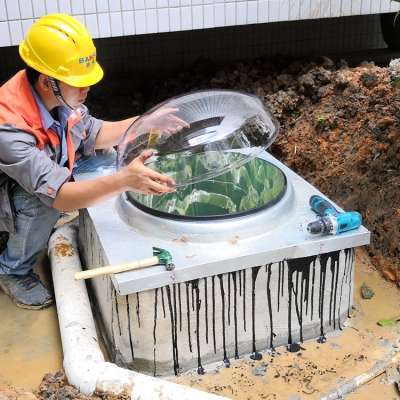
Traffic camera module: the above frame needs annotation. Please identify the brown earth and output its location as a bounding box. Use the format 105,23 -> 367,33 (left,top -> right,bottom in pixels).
0,373 -> 129,400
1,56 -> 399,398
268,59 -> 400,284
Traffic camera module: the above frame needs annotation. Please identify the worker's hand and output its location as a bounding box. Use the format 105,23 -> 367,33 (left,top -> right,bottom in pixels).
142,107 -> 189,134
121,150 -> 176,195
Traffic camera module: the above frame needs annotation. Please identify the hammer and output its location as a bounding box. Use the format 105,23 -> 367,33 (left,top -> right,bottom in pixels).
74,247 -> 175,280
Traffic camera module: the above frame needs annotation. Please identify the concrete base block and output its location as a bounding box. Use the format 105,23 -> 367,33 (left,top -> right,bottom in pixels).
79,211 -> 355,376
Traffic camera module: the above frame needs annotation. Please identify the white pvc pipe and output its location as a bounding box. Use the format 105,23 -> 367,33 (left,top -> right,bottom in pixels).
48,223 -> 227,400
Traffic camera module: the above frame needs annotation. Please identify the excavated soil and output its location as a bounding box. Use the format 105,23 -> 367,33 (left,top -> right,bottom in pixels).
0,372 -> 129,400
1,56 -> 399,399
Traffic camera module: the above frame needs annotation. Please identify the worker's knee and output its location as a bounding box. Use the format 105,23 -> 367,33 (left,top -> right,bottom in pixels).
12,186 -> 60,233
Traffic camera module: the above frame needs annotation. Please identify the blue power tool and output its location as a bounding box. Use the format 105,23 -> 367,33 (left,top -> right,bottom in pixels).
307,195 -> 362,235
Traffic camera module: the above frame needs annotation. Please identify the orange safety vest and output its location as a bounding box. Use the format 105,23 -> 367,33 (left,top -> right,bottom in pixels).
0,70 -> 80,171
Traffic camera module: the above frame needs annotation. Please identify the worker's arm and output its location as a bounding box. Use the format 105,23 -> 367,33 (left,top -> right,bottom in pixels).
94,116 -> 139,149
94,108 -> 190,150
53,150 -> 175,212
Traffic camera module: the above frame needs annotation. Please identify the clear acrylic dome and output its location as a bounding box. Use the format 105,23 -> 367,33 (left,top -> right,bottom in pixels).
117,90 -> 279,187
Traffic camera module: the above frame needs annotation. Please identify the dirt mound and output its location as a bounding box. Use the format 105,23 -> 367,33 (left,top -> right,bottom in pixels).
0,372 -> 130,400
268,60 -> 400,283
35,372 -> 129,400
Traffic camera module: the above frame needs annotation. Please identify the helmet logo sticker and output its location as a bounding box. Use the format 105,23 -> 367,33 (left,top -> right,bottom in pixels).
79,54 -> 96,67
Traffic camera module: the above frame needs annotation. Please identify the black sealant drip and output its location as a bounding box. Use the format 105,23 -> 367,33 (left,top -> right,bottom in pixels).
228,273 -> 231,326
204,278 -> 209,345
165,285 -> 180,375
318,251 -> 340,343
297,263 -> 309,343
250,266 -> 262,360
153,288 -> 158,376
212,275 -> 216,354
337,252 -> 347,330
286,256 -> 316,345
310,259 -> 316,320
111,286 -> 115,348
193,280 -> 204,374
239,270 -> 242,297
338,248 -> 352,329
185,282 -> 193,353
303,259 -> 311,317
136,292 -> 141,328
191,283 -> 195,312
344,249 -> 351,317
286,262 -> 294,345
301,258 -> 314,332
232,271 -> 239,359
161,286 -> 166,319
218,274 -> 230,367
126,295 -> 135,361
347,249 -> 355,318
173,283 -> 179,370
243,269 -> 247,332
292,271 -> 303,342
287,342 -> 302,352
277,262 -> 282,312
318,254 -> 328,342
178,282 -> 182,332
300,271 -> 305,337
328,255 -> 336,327
266,264 -> 275,350
329,252 -> 341,329
114,289 -> 122,336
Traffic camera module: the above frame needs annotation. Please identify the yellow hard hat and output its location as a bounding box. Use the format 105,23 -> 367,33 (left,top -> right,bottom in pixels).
19,14 -> 103,87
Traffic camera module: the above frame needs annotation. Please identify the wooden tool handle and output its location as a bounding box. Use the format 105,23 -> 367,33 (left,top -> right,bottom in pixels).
74,256 -> 159,280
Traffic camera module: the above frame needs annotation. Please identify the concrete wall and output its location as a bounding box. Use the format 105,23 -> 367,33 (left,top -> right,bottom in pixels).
79,209 -> 355,376
0,14 -> 388,85
0,0 -> 396,47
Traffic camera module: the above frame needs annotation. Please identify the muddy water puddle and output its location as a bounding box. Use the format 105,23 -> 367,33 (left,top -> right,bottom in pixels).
0,258 -> 62,390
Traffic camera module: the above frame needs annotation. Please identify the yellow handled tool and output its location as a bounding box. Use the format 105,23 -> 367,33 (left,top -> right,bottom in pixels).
74,247 -> 174,280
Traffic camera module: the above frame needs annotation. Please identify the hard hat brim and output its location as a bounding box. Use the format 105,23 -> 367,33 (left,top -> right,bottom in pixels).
59,62 -> 104,88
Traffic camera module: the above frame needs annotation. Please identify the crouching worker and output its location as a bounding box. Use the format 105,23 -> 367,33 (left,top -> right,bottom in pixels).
0,14 -> 184,309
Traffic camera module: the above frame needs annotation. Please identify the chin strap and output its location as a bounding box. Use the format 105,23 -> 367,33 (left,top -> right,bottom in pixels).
48,77 -> 74,111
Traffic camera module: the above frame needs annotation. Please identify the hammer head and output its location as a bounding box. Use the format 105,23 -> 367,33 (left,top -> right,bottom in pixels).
153,247 -> 175,271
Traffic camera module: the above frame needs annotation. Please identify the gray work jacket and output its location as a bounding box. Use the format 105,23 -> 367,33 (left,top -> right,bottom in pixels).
0,105 -> 103,233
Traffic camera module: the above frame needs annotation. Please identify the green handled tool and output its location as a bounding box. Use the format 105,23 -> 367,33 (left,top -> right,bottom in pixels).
75,246 -> 174,280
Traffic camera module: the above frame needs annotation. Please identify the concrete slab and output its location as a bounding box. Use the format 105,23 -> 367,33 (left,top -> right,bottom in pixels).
76,153 -> 369,295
